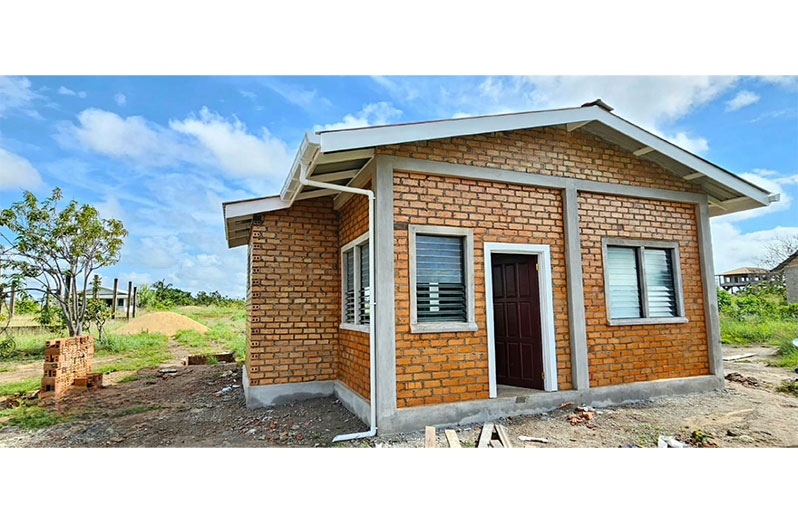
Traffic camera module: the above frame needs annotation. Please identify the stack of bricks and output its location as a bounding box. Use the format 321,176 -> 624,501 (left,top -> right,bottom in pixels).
40,335 -> 95,402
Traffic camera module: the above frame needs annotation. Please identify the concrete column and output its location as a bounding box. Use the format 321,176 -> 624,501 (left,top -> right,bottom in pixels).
563,183 -> 590,389
374,156 -> 397,429
697,200 -> 723,377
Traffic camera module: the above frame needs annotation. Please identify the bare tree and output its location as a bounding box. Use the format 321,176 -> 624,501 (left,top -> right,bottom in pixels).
758,234 -> 798,270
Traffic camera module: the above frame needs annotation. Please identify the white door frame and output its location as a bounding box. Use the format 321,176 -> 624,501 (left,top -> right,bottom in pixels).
484,242 -> 558,397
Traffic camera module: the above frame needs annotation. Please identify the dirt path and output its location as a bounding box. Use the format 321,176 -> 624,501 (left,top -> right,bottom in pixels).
1,345 -> 795,448
0,364 -> 365,447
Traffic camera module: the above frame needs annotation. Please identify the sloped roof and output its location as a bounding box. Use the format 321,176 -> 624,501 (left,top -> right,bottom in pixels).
223,100 -> 779,248
718,267 -> 770,276
773,250 -> 798,272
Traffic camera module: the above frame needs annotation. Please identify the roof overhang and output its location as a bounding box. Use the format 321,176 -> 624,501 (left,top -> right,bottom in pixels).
223,102 -> 779,248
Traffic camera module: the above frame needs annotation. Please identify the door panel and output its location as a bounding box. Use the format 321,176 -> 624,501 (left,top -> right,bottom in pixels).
492,253 -> 544,390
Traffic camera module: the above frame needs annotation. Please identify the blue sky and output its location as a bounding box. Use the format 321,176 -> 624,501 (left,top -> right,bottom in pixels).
0,75 -> 796,297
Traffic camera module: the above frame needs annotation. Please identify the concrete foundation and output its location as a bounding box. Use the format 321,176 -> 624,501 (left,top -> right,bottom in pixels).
242,366 -> 371,426
377,374 -> 724,434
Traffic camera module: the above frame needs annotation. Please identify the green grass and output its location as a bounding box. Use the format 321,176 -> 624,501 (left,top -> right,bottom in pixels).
117,372 -> 155,384
173,329 -> 208,348
93,332 -> 171,374
173,320 -> 245,363
0,332 -> 52,360
0,404 -> 68,429
0,377 -> 42,397
720,317 -> 798,346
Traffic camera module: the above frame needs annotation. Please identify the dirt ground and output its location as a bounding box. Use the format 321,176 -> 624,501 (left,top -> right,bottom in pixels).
1,344 -> 796,448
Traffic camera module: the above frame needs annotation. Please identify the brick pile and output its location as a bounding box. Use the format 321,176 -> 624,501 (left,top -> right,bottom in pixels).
41,335 -> 95,402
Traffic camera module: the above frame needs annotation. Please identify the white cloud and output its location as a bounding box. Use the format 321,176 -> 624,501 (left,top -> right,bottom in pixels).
373,75 -> 740,153
760,75 -> 798,90
266,81 -> 328,110
58,107 -> 292,186
725,90 -> 760,111
58,86 -> 87,98
711,222 -> 798,274
0,76 -> 40,116
0,147 -> 44,190
668,132 -> 709,154
94,195 -> 125,221
169,106 -> 292,179
239,90 -> 256,100
114,93 -> 127,106
713,168 -> 796,223
315,101 -> 402,131
62,108 -> 190,166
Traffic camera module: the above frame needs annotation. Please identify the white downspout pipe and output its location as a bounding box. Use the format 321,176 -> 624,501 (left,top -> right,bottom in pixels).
297,151 -> 377,442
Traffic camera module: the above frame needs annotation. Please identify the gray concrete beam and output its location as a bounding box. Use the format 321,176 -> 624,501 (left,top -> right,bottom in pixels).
563,183 -> 589,390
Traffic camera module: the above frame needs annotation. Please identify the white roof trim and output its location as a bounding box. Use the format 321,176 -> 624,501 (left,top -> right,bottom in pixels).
224,103 -> 778,248
316,104 -> 772,206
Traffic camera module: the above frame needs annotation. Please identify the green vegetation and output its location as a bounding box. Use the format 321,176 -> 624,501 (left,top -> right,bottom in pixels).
776,379 -> 798,396
718,284 -> 798,367
138,280 -> 244,309
174,309 -> 246,362
0,404 -> 68,429
0,377 -> 41,397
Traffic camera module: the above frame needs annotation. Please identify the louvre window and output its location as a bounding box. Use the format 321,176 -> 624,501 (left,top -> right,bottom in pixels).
343,249 -> 355,324
606,246 -> 642,319
416,235 -> 467,323
359,242 -> 370,324
644,248 -> 677,317
341,234 -> 370,329
603,239 -> 683,323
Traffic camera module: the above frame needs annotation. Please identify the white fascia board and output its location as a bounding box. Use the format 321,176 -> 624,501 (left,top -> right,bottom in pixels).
316,105 -> 773,207
318,106 -> 601,153
593,112 -> 772,206
224,195 -> 290,220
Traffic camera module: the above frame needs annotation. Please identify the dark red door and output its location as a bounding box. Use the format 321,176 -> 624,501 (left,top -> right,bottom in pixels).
492,253 -> 544,390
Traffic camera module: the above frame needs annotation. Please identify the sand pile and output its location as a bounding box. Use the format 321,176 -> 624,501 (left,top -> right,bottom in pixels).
115,311 -> 208,337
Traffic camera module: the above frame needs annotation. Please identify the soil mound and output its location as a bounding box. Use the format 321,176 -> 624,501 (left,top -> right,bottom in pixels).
115,311 -> 208,337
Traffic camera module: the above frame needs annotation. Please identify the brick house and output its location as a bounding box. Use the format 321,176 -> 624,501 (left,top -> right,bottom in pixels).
222,100 -> 778,437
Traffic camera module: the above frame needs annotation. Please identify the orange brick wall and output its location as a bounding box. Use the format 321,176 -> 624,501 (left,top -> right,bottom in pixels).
393,171 -> 571,408
377,127 -> 697,193
246,198 -> 339,386
41,335 -> 94,401
579,193 -> 710,386
336,186 -> 371,399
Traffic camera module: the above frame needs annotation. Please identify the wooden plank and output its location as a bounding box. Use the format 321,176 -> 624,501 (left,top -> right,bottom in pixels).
425,426 -> 436,448
444,429 -> 461,448
723,353 -> 755,362
477,423 -> 494,448
495,424 -> 513,448
489,440 -> 504,448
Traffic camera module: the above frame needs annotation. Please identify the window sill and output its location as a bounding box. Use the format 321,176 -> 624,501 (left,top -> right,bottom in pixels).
410,321 -> 479,334
607,316 -> 688,327
340,323 -> 370,333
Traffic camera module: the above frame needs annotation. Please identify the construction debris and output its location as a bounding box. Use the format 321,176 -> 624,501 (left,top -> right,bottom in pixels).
518,436 -> 549,444
158,368 -> 177,375
723,353 -> 755,362
568,405 -> 596,425
425,426 -> 436,448
657,435 -> 689,448
476,423 -> 513,448
725,372 -> 761,388
444,429 -> 461,448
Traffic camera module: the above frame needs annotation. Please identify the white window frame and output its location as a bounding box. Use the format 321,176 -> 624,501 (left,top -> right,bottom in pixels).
408,224 -> 477,334
601,237 -> 687,326
484,242 -> 558,396
340,231 -> 370,333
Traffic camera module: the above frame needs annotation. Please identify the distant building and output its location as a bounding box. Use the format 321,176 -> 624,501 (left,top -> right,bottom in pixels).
716,267 -> 772,293
772,250 -> 798,304
89,286 -> 130,310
